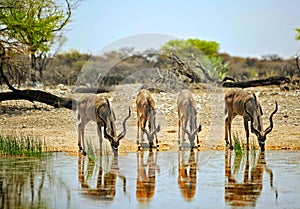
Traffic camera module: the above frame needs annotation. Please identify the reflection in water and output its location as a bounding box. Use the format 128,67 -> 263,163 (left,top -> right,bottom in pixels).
2,151 -> 298,208
178,150 -> 198,202
0,156 -> 71,209
136,151 -> 160,202
0,158 -> 46,209
225,150 -> 277,207
78,155 -> 126,202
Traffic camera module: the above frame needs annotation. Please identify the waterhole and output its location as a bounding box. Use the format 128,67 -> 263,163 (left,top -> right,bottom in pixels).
0,150 -> 299,209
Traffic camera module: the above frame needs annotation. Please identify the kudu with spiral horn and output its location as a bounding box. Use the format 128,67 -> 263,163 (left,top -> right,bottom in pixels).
77,95 -> 131,156
224,88 -> 277,151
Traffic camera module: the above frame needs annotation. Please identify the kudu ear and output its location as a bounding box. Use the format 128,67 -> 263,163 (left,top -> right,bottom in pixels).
264,100 -> 278,136
106,98 -> 116,121
244,102 -> 261,136
155,124 -> 161,133
141,126 -> 150,139
182,127 -> 192,139
252,93 -> 264,115
191,124 -> 201,137
102,122 -> 114,142
98,114 -> 114,142
183,124 -> 201,139
117,107 -> 131,141
142,124 -> 161,139
196,124 -> 201,133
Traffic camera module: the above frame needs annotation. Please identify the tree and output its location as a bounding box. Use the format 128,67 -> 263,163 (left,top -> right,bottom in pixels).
0,0 -> 76,83
160,38 -> 228,81
295,28 -> 300,40
0,0 -> 79,109
161,38 -> 219,58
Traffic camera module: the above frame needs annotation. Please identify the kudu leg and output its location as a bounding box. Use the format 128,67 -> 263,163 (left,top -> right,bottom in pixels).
178,119 -> 181,146
194,119 -> 200,148
244,119 -> 250,150
182,120 -> 188,147
137,114 -> 141,146
97,125 -> 103,156
152,124 -> 159,147
148,121 -> 154,150
78,122 -> 86,155
225,117 -> 233,150
141,119 -> 147,142
78,123 -> 82,150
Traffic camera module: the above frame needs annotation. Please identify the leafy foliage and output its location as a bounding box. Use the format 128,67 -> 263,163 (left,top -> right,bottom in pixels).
0,0 -> 75,83
0,0 -> 71,53
160,38 -> 228,80
161,38 -> 220,58
295,28 -> 300,40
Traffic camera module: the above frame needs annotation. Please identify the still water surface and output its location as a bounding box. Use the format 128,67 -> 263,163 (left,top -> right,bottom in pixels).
0,150 -> 299,209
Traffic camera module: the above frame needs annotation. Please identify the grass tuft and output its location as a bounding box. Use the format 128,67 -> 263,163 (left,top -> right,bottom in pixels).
233,132 -> 243,155
86,139 -> 95,161
0,133 -> 45,157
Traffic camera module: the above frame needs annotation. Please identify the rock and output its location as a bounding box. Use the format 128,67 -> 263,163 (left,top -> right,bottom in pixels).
57,84 -> 68,90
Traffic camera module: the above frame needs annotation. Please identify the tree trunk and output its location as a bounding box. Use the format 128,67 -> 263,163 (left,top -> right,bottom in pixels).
222,76 -> 291,88
0,89 -> 76,110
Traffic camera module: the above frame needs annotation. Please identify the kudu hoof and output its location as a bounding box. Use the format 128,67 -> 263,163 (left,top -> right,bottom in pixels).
226,143 -> 233,150
79,149 -> 86,156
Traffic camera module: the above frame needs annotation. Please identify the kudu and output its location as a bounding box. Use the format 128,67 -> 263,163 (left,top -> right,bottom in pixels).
136,89 -> 160,150
177,89 -> 201,149
224,88 -> 278,151
77,95 -> 131,156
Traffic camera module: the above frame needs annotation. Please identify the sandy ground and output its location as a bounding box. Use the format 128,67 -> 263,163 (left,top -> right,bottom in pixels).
1,84 -> 300,155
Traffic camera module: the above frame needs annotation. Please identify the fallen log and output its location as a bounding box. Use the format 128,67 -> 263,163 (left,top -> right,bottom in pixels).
73,86 -> 113,93
0,89 -> 76,110
222,76 -> 291,88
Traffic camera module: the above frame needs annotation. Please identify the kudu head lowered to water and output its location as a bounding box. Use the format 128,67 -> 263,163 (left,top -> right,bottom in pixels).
101,107 -> 131,155
244,100 -> 278,151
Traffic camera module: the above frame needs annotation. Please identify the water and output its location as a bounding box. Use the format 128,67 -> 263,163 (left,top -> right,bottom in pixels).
0,150 -> 299,209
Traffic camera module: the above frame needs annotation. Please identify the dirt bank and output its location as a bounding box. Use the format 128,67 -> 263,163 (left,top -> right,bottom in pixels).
1,85 -> 299,155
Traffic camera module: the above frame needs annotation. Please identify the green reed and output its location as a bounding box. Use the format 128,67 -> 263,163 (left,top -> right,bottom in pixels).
0,134 -> 45,157
233,132 -> 243,155
86,139 -> 95,161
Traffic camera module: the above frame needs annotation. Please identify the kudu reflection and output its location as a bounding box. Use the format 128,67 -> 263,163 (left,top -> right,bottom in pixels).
178,150 -> 199,202
136,151 -> 160,202
78,155 -> 126,201
225,150 -> 277,207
